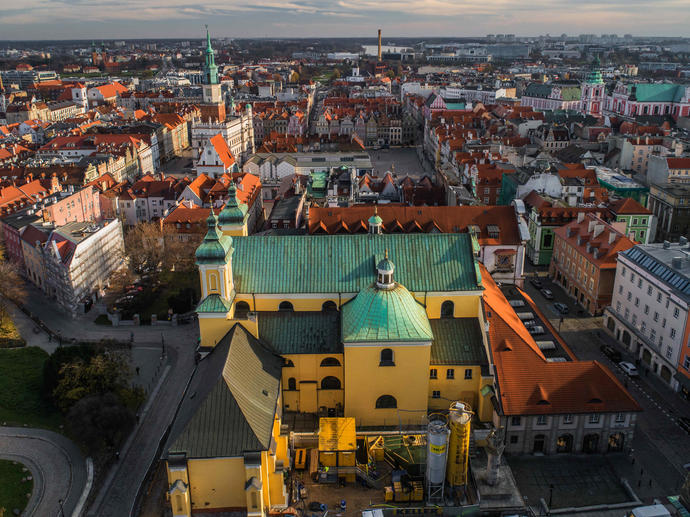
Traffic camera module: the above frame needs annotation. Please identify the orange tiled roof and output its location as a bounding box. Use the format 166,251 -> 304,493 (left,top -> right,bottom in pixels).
209,134 -> 235,169
482,263 -> 641,416
608,197 -> 651,215
308,205 -> 521,245
554,213 -> 637,268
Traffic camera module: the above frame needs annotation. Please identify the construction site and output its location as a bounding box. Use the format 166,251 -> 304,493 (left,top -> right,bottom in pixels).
281,402 -> 524,517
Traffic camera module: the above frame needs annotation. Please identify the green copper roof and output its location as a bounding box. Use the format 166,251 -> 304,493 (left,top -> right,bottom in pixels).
197,294 -> 232,313
627,83 -> 686,103
585,57 -> 604,85
203,26 -> 219,85
524,83 -> 581,101
218,183 -> 248,225
377,252 -> 395,273
341,283 -> 433,343
195,212 -> 233,264
229,234 -> 481,294
368,213 -> 383,226
429,318 -> 487,365
258,311 -> 341,354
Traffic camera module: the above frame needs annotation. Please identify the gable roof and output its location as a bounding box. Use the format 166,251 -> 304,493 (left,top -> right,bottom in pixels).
308,205 -> 521,245
229,234 -> 481,294
482,264 -> 640,416
165,324 -> 282,459
608,197 -> 651,216
209,134 -> 236,169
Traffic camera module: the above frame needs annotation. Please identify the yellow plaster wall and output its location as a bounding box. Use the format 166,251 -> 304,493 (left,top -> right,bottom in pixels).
198,316 -> 231,347
186,457 -> 246,510
427,365 -> 483,414
344,344 -> 430,427
419,293 -> 481,319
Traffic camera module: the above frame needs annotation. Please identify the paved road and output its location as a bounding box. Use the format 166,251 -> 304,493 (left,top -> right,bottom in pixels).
0,427 -> 87,517
9,284 -> 200,516
522,273 -> 690,496
86,342 -> 196,517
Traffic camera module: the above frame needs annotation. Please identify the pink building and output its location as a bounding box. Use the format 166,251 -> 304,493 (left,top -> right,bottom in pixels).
42,186 -> 102,226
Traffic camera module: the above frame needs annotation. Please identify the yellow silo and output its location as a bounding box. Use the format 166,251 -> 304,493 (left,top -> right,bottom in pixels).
446,401 -> 473,486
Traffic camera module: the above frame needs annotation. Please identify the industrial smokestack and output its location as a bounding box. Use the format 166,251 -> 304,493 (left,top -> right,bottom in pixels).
378,29 -> 382,61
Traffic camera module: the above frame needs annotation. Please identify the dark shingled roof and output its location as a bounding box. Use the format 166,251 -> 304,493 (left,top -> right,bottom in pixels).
258,311 -> 342,355
164,324 -> 283,459
429,318 -> 488,366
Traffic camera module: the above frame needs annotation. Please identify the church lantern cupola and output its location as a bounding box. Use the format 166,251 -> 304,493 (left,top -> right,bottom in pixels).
368,206 -> 383,234
376,249 -> 395,290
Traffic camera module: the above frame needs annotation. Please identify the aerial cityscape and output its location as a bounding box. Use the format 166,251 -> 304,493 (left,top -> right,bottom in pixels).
0,8 -> 689,517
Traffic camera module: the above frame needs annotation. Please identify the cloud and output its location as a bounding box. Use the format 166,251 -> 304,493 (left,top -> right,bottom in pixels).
0,0 -> 688,37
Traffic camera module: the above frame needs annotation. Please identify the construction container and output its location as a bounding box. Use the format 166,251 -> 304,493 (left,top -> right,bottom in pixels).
384,486 -> 394,502
318,417 -> 356,483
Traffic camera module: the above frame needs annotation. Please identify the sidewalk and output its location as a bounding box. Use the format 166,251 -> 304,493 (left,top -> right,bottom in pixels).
15,282 -> 198,346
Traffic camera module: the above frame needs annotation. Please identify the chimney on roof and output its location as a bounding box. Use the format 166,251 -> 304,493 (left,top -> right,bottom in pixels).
679,236 -> 688,247
588,219 -> 596,233
608,231 -> 617,245
577,212 -> 584,223
672,257 -> 683,269
663,240 -> 670,249
593,224 -> 604,239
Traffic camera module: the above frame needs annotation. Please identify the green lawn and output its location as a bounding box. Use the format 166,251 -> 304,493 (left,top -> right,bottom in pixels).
0,460 -> 33,515
0,315 -> 25,348
0,348 -> 63,430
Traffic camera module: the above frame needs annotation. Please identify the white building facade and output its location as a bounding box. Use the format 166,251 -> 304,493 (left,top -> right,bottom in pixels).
604,240 -> 690,391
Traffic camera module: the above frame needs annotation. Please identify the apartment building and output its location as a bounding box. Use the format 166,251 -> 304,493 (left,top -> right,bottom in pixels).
604,240 -> 690,394
550,213 -> 636,315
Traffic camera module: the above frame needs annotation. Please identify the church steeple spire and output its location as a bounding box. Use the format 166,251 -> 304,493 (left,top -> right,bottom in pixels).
203,25 -> 219,86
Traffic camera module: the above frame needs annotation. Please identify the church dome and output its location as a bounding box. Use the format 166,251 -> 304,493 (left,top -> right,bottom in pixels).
341,283 -> 433,343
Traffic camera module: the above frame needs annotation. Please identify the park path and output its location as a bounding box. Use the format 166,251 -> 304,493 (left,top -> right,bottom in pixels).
0,427 -> 88,517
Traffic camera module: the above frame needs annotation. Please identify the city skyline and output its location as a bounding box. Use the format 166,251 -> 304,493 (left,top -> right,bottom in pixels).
1,0 -> 690,41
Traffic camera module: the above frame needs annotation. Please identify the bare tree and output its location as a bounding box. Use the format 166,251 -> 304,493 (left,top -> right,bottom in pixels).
123,222 -> 166,279
0,242 -> 26,323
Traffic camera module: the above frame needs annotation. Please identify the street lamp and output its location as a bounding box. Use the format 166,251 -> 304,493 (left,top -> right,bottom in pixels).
58,498 -> 65,517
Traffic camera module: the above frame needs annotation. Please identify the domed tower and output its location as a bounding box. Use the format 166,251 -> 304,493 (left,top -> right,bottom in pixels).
195,209 -> 234,304
341,249 -> 433,426
581,55 -> 605,116
217,181 -> 249,236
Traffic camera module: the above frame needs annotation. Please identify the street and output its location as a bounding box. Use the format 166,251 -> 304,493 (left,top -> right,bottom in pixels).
522,270 -> 690,496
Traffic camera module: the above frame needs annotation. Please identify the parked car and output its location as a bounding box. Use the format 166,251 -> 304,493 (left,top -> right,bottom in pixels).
600,344 -> 622,362
530,278 -> 543,289
540,288 -> 554,300
677,417 -> 690,434
619,361 -> 639,377
554,302 -> 569,314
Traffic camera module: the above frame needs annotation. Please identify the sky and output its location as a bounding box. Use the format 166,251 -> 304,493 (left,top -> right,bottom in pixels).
0,0 -> 689,40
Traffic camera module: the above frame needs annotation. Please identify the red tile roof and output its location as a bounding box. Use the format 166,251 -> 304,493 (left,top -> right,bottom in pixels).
209,134 -> 235,169
481,264 -> 641,416
308,205 -> 521,245
608,197 -> 651,215
667,158 -> 690,169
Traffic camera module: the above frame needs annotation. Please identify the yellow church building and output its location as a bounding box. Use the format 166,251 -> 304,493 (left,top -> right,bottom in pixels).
164,185 -> 495,516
